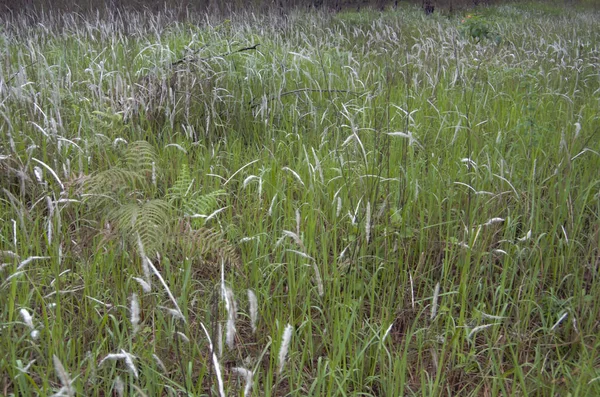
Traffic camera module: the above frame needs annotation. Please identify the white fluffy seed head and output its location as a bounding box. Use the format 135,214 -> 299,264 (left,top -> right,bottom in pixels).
114,376 -> 124,397
177,331 -> 190,343
278,324 -> 293,375
132,277 -> 151,292
100,350 -> 138,378
431,282 -> 440,320
247,289 -> 258,333
224,287 -> 237,349
232,367 -> 254,397
365,201 -> 371,243
312,262 -> 324,297
153,354 -> 167,373
53,355 -> 74,397
20,308 -> 34,329
130,293 -> 140,335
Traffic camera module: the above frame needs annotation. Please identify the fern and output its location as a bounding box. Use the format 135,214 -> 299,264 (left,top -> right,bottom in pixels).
177,226 -> 240,270
82,148 -> 237,275
123,140 -> 158,172
108,199 -> 172,253
168,163 -> 225,226
167,163 -> 194,203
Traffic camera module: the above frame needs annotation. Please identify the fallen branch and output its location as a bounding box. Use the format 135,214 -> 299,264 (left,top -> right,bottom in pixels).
171,43 -> 260,67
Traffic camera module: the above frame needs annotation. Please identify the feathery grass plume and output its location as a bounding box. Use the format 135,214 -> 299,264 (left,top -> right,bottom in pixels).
278,324 -> 293,375
386,131 -> 423,148
311,262 -> 324,297
431,282 -> 440,320
200,322 -> 225,397
33,166 -> 44,184
468,323 -> 499,340
146,257 -> 185,322
295,208 -> 301,237
20,308 -> 34,329
482,217 -> 504,227
177,331 -> 190,343
113,376 -> 124,397
32,158 -> 64,191
132,277 -> 151,292
158,306 -> 186,321
248,289 -> 258,333
518,230 -> 532,242
46,196 -> 54,245
365,201 -> 371,243
17,256 -> 50,271
280,230 -> 305,248
574,122 -> 581,139
151,161 -> 156,186
130,293 -> 140,335
153,354 -> 167,373
282,167 -> 305,187
99,350 -> 139,378
243,174 -> 260,189
220,259 -> 237,349
217,323 -> 223,358
268,194 -> 278,217
136,235 -> 152,287
232,367 -> 254,397
223,286 -> 237,349
12,219 -> 17,249
52,355 -> 74,397
20,308 -> 39,339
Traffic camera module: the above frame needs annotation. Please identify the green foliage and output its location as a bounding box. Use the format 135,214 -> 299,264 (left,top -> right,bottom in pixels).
108,199 -> 172,253
84,140 -> 156,206
460,14 -> 501,44
83,140 -> 164,252
1,3 -> 599,396
84,145 -> 236,263
167,163 -> 226,226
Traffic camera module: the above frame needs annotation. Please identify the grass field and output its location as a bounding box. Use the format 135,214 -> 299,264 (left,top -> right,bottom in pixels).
1,2 -> 599,396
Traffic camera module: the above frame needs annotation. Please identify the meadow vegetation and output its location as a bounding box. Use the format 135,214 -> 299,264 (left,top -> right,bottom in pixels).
0,2 -> 599,396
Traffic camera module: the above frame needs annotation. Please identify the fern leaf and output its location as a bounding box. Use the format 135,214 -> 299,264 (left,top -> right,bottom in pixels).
123,141 -> 158,172
187,190 -> 226,217
178,227 -> 240,268
108,199 -> 172,253
167,163 -> 193,205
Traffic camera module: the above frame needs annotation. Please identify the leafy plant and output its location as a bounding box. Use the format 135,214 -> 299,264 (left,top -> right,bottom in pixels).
84,141 -> 237,266
167,163 -> 226,227
460,14 -> 501,44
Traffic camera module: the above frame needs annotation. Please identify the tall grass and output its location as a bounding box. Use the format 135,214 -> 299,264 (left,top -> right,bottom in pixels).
1,3 -> 599,396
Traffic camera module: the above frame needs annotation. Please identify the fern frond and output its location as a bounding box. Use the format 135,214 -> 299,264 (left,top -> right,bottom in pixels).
184,189 -> 226,218
87,168 -> 147,192
178,227 -> 240,269
168,164 -> 226,224
167,163 -> 193,204
123,141 -> 158,172
84,168 -> 147,209
108,199 -> 173,253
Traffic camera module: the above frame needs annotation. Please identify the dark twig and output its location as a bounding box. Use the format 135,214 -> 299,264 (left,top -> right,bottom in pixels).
6,60 -> 39,84
171,44 -> 260,67
174,321 -> 190,396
